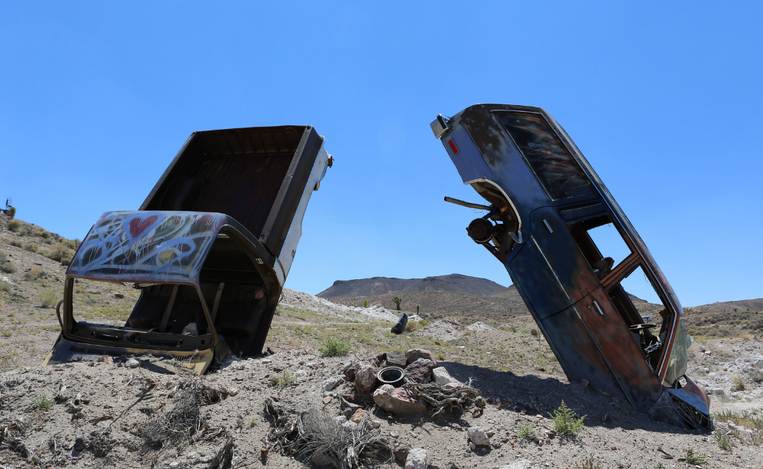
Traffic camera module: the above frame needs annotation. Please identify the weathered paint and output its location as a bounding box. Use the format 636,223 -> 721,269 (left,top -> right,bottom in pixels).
433,104 -> 710,429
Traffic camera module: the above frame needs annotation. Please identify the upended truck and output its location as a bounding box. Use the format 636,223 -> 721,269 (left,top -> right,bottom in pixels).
47,125 -> 331,374
432,104 -> 711,430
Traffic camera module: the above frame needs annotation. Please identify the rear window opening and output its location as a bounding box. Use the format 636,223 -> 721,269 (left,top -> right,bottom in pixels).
71,279 -> 208,336
494,110 -> 592,200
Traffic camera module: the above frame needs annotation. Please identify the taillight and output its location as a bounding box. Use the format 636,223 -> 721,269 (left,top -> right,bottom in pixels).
447,139 -> 459,154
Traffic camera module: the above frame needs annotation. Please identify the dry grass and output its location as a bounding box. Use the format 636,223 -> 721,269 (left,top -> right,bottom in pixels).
40,290 -> 59,308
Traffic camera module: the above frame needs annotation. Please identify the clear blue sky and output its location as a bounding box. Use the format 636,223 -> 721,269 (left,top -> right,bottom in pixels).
1,2 -> 761,306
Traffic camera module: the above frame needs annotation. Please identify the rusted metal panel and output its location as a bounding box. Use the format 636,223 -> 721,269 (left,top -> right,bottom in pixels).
433,104 -> 710,429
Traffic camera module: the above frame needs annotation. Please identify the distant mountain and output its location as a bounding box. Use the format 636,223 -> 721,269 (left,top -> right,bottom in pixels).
319,274 -> 507,298
318,274 -> 529,318
318,273 -> 762,336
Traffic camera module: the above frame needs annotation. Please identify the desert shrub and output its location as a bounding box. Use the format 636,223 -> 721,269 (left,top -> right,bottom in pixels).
392,296 -> 402,311
269,370 -> 297,387
362,299 -> 368,308
46,244 -> 73,264
0,253 -> 15,273
40,289 -> 59,308
714,431 -> 732,451
731,375 -> 746,391
551,401 -> 585,437
9,240 -> 22,248
32,395 -> 53,412
0,282 -> 10,294
516,422 -> 537,442
684,448 -> 707,465
23,242 -> 37,253
140,382 -> 202,449
7,220 -> 22,232
24,265 -> 44,281
319,337 -> 351,357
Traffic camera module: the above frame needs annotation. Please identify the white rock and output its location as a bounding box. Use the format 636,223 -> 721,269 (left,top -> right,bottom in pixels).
467,426 -> 490,447
405,447 -> 428,469
125,358 -> 140,369
432,367 -> 462,387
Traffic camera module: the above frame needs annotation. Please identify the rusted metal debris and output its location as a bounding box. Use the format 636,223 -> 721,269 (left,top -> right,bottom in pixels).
47,125 -> 331,373
432,104 -> 711,430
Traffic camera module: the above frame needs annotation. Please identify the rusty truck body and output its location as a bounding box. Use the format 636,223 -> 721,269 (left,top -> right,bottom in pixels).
47,125 -> 331,373
432,104 -> 710,429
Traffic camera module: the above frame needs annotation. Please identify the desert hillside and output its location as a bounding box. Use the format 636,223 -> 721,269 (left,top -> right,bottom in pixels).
1,216 -> 762,468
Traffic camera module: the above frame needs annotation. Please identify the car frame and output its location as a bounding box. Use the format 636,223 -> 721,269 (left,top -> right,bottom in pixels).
432,104 -> 710,429
47,125 -> 331,373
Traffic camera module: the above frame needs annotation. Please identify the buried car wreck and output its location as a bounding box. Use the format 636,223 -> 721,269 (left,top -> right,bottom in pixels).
47,125 -> 332,374
432,104 -> 711,430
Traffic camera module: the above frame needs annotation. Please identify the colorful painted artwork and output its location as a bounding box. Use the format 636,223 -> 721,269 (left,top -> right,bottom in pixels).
68,211 -> 226,282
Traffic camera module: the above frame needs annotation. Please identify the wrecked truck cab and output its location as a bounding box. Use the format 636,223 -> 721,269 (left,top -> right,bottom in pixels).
432,104 -> 710,430
48,125 -> 331,374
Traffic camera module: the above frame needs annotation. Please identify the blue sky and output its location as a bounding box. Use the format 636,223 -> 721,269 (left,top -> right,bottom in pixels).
1,2 -> 761,305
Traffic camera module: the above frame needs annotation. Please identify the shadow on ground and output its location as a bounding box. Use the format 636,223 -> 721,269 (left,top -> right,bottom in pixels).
441,361 -> 698,434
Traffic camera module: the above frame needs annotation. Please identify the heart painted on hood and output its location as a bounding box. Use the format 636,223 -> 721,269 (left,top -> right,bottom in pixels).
128,215 -> 158,238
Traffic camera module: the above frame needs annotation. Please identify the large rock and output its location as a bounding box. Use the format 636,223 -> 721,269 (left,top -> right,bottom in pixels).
405,447 -> 428,469
354,364 -> 379,395
467,426 -> 490,447
373,384 -> 427,416
432,367 -> 462,387
405,358 -> 435,383
406,348 -> 435,365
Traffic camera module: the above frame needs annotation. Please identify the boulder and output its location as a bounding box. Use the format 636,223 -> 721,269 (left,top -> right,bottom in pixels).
354,364 -> 379,395
406,348 -> 435,365
405,447 -> 428,469
405,358 -> 435,383
467,426 -> 490,447
373,384 -> 427,416
432,367 -> 462,387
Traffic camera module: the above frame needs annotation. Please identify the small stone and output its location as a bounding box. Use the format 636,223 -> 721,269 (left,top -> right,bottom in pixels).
350,408 -> 368,424
322,375 -> 344,392
405,447 -> 428,469
125,358 -> 140,369
322,395 -> 333,404
385,352 -> 407,367
406,348 -> 435,365
467,426 -> 490,447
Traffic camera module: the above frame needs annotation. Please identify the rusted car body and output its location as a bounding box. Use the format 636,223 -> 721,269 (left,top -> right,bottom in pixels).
432,104 -> 710,429
47,125 -> 331,373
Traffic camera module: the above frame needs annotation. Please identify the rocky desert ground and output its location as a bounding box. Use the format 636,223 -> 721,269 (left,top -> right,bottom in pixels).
1,216 -> 762,468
